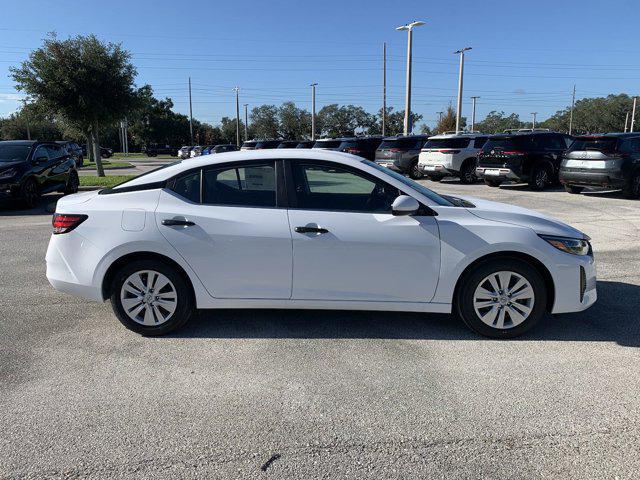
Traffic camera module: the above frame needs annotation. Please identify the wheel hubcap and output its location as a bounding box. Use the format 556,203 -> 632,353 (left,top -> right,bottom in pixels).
537,170 -> 547,187
120,270 -> 177,326
473,271 -> 535,329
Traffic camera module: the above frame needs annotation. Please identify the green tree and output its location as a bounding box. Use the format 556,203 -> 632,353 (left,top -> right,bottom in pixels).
278,101 -> 311,139
369,107 -> 423,136
541,94 -> 633,134
11,34 -> 139,176
250,105 -> 279,139
474,111 -> 523,134
317,104 -> 376,137
0,103 -> 63,141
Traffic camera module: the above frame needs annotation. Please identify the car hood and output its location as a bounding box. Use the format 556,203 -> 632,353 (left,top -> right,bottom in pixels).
0,160 -> 27,171
455,195 -> 587,239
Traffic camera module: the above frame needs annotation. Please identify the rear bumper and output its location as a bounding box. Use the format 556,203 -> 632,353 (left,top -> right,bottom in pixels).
475,167 -> 523,182
559,167 -> 626,188
419,164 -> 455,176
375,160 -> 403,173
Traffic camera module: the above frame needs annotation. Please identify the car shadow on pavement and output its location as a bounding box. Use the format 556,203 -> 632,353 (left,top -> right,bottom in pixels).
172,281 -> 639,347
499,183 -> 565,192
0,194 -> 60,216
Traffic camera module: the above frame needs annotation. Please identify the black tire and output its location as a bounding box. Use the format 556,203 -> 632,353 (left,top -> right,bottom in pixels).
528,164 -> 551,191
109,259 -> 194,336
455,258 -> 547,339
77,156 -> 84,168
484,178 -> 502,187
65,170 -> 79,194
622,171 -> 640,199
20,177 -> 40,208
408,161 -> 423,180
564,185 -> 584,194
459,160 -> 477,184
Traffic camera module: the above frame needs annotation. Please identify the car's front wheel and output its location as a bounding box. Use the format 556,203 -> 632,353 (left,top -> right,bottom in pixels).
456,258 -> 547,338
110,260 -> 194,336
20,177 -> 40,208
65,170 -> 79,194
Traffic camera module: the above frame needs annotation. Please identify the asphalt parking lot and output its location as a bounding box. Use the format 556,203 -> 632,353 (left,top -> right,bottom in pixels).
1,181 -> 639,479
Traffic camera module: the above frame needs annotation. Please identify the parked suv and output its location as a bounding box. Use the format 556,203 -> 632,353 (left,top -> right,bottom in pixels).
177,146 -> 193,159
312,138 -> 343,150
144,144 -> 179,157
0,140 -> 79,208
375,135 -> 430,179
241,140 -> 258,151
56,141 -> 84,167
559,133 -> 640,198
476,132 -> 572,190
337,136 -> 383,160
254,140 -> 282,149
418,133 -> 489,183
277,140 -> 300,149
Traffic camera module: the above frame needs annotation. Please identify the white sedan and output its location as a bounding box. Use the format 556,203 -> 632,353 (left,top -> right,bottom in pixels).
46,149 -> 597,338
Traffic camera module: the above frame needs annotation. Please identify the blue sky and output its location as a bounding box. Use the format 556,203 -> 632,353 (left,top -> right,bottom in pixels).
0,0 -> 638,129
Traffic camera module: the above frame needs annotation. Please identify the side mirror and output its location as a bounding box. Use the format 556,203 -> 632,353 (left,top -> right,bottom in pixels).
391,195 -> 420,216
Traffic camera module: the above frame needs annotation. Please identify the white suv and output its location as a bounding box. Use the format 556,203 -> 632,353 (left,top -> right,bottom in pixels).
418,133 -> 489,183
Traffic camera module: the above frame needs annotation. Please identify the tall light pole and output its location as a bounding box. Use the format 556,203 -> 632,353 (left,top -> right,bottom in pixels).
454,47 -> 472,134
624,111 -> 629,133
531,112 -> 538,129
188,77 -> 194,146
470,96 -> 480,132
243,103 -> 249,141
311,83 -> 318,140
631,97 -> 637,133
233,86 -> 240,147
396,20 -> 426,136
569,85 -> 576,135
382,42 -> 387,136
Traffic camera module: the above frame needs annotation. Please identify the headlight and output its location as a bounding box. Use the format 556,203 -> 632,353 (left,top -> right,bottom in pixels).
539,234 -> 591,256
0,168 -> 17,180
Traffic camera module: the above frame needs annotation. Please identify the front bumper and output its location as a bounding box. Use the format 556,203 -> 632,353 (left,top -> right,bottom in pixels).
550,253 -> 597,314
0,182 -> 20,198
559,167 -> 626,188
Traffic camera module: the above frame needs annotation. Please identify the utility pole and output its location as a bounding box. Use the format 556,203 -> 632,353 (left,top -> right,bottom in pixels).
454,47 -> 472,134
21,99 -> 31,140
531,112 -> 538,129
233,87 -> 240,147
311,83 -> 318,140
188,77 -> 194,145
396,21 -> 425,136
382,42 -> 387,136
437,111 -> 444,124
243,103 -> 249,141
569,84 -> 576,135
624,112 -> 629,132
631,97 -> 637,133
470,96 -> 480,132
124,118 -> 129,156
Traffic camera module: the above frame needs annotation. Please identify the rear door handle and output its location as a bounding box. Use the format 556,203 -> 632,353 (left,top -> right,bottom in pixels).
162,218 -> 195,227
295,226 -> 329,234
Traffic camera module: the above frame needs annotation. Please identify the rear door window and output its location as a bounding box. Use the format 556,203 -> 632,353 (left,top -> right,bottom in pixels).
171,170 -> 201,203
203,162 -> 277,207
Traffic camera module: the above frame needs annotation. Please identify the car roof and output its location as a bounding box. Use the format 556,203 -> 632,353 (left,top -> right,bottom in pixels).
0,140 -> 38,146
381,135 -> 429,140
428,132 -> 487,140
576,132 -> 640,138
116,149 -> 367,189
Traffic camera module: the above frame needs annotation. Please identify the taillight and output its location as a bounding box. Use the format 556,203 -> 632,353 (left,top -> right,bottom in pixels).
503,151 -> 524,155
390,148 -> 406,153
438,149 -> 460,154
52,213 -> 88,234
345,148 -> 362,154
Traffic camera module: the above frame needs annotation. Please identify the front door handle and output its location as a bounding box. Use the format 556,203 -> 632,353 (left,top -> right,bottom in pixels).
295,226 -> 329,234
162,218 -> 196,227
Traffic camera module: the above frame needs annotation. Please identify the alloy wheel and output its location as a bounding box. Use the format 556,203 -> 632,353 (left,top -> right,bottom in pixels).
536,169 -> 548,189
473,271 -> 535,329
120,270 -> 177,326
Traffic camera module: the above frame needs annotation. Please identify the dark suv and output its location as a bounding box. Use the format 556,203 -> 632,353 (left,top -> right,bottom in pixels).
254,140 -> 282,149
0,140 -> 79,208
476,132 -> 572,190
374,135 -> 430,179
144,144 -> 179,157
337,136 -> 383,160
559,133 -> 640,198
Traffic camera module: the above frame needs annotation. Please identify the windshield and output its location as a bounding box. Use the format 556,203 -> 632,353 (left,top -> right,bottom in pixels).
482,136 -> 531,151
378,137 -> 424,150
364,160 -> 453,206
0,144 -> 31,162
424,138 -> 471,149
313,140 -> 342,148
569,137 -> 619,153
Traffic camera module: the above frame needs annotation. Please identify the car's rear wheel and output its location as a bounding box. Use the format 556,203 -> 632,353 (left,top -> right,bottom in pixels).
622,171 -> 640,199
110,260 -> 194,336
564,185 -> 584,194
409,161 -> 423,180
529,165 -> 551,191
484,178 -> 502,187
455,258 -> 547,338
65,170 -> 79,194
459,160 -> 477,184
20,178 -> 40,208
